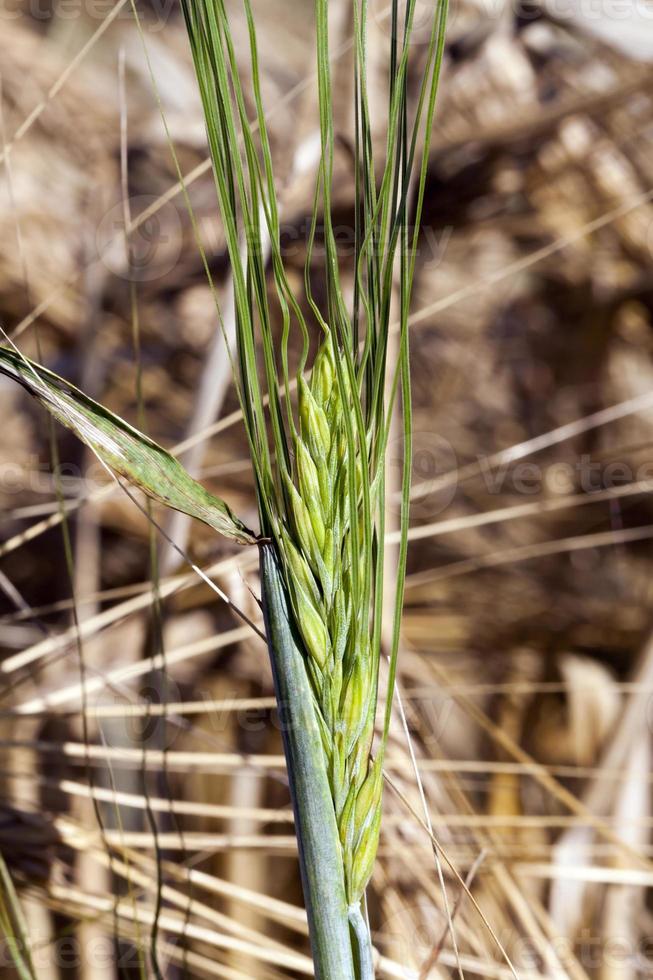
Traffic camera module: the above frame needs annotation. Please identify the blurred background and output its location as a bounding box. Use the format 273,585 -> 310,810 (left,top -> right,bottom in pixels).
1,0 -> 653,976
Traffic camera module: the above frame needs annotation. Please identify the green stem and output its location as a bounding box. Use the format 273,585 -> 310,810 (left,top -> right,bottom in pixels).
259,543 -> 356,980
349,902 -> 376,980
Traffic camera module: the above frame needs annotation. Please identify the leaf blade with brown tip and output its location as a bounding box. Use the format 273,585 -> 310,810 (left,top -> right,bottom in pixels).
0,348 -> 256,546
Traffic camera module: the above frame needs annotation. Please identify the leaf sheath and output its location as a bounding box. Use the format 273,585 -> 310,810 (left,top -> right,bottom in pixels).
259,542 -> 356,980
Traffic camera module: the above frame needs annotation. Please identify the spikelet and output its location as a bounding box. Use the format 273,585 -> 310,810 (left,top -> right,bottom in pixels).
276,333 -> 381,904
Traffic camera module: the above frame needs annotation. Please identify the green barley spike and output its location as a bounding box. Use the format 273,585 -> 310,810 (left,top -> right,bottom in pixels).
276,333 -> 382,905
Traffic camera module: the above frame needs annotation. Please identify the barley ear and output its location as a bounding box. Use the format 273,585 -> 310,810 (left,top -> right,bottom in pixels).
275,337 -> 385,909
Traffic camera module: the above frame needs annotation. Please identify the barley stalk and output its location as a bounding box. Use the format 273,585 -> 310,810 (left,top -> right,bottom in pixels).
0,0 -> 449,975
259,542 -> 356,978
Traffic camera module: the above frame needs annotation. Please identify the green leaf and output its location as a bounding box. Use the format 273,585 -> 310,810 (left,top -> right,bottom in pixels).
0,348 -> 256,546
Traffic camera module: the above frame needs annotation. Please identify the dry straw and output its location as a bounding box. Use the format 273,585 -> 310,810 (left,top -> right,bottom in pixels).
0,0 -> 449,976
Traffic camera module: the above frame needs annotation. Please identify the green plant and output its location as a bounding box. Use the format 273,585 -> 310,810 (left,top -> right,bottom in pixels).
0,852 -> 38,980
0,0 -> 447,975
179,0 -> 447,970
